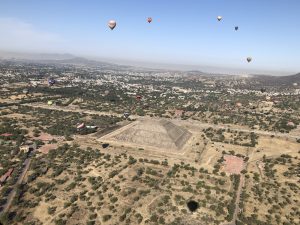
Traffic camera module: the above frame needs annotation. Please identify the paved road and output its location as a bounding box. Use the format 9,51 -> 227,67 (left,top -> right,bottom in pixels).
1,158 -> 31,214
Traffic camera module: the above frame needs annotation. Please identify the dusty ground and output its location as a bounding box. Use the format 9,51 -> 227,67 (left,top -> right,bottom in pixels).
223,155 -> 244,174
4,115 -> 300,225
38,144 -> 58,154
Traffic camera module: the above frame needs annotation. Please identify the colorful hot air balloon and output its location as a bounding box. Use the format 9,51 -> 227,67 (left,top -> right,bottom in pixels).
147,17 -> 152,23
108,20 -> 116,30
217,16 -> 222,21
235,26 -> 239,31
247,57 -> 252,63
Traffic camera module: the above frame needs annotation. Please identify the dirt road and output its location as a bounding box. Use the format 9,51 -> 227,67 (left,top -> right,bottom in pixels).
1,158 -> 31,214
23,103 -> 124,118
222,175 -> 245,225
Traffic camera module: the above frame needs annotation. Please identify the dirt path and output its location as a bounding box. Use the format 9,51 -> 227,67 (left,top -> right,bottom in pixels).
23,103 -> 125,118
248,151 -> 294,163
197,141 -> 208,163
1,158 -> 31,214
222,175 -> 244,225
204,155 -> 214,166
233,175 -> 244,223
256,161 -> 265,180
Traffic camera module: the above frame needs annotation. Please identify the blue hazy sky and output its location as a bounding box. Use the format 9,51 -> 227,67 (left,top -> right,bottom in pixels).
0,0 -> 299,74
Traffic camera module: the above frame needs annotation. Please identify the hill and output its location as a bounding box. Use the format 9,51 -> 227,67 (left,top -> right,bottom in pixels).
249,73 -> 300,86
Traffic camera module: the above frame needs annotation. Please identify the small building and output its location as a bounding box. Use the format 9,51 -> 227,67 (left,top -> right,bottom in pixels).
0,133 -> 13,137
123,112 -> 130,119
236,102 -> 242,107
20,145 -> 30,153
287,121 -> 295,127
174,110 -> 184,117
20,143 -> 36,154
253,125 -> 260,130
86,126 -> 98,129
77,123 -> 85,130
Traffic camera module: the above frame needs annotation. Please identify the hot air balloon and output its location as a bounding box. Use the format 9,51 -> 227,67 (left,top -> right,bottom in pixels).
217,16 -> 222,21
147,17 -> 152,23
136,95 -> 142,100
247,57 -> 252,63
108,20 -> 116,30
235,26 -> 239,31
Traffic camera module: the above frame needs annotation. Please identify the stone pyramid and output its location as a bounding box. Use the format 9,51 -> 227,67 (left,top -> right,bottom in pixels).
104,119 -> 192,151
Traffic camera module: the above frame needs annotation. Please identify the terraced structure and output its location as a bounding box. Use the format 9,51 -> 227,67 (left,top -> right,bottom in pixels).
99,119 -> 192,152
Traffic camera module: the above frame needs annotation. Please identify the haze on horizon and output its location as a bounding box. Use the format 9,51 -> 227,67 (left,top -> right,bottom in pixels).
0,0 -> 299,75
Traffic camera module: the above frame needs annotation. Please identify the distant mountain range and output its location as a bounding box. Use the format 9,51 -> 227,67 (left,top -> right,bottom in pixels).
32,57 -> 117,67
0,51 -> 75,60
0,51 -> 183,72
0,51 -> 133,69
